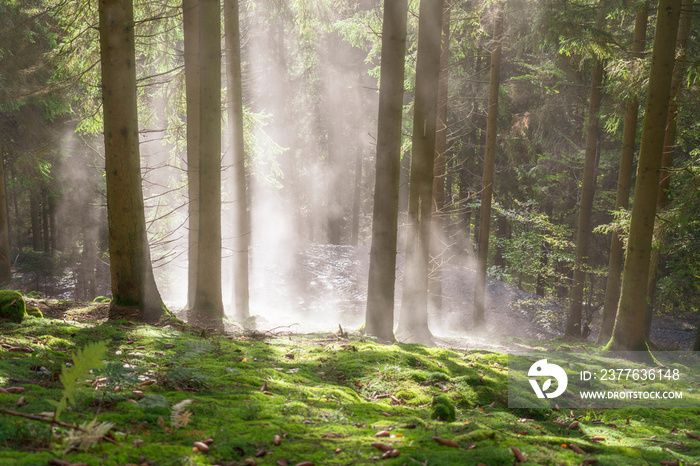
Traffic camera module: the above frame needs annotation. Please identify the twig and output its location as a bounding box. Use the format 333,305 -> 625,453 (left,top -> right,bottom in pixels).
0,409 -> 118,445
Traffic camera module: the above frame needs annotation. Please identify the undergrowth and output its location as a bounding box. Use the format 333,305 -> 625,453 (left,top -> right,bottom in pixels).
0,308 -> 699,465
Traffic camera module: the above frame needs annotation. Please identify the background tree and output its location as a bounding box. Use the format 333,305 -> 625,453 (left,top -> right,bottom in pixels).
608,0 -> 683,351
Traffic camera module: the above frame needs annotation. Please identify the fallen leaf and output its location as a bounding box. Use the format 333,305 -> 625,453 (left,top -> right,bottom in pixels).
139,380 -> 155,387
274,434 -> 281,445
590,436 -> 605,442
243,459 -> 256,466
193,441 -> 210,453
686,432 -> 700,440
568,421 -> 579,430
375,431 -> 391,438
322,433 -> 345,438
204,437 -> 214,445
568,444 -> 586,455
255,449 -> 266,457
277,460 -> 289,466
510,445 -> 527,462
295,462 -> 314,466
260,381 -> 267,392
16,396 -> 26,407
5,387 -> 26,394
433,437 -> 459,448
334,448 -> 342,454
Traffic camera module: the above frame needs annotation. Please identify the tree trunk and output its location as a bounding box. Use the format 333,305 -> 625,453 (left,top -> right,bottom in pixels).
645,0 -> 692,338
598,3 -> 649,345
30,190 -> 41,251
473,9 -> 503,329
535,198 -> 554,297
565,61 -> 604,337
189,0 -> 225,329
364,0 -> 408,342
608,0 -> 683,351
183,0 -> 200,310
98,0 -> 167,322
397,0 -> 444,344
41,188 -> 50,253
0,143 -> 11,286
429,2 -> 451,314
224,0 -> 250,323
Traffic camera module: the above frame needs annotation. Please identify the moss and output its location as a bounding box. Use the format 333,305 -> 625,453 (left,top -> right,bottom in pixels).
0,290 -> 26,323
431,395 -> 456,422
26,306 -> 43,318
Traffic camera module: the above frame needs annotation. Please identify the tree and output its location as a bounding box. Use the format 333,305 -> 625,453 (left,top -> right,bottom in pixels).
564,60 -> 604,337
397,0 -> 444,344
473,8 -> 503,329
0,143 -> 11,286
597,2 -> 649,345
429,1 -> 451,314
188,0 -> 225,329
98,0 -> 167,322
608,0 -> 683,351
183,0 -> 200,310
365,0 -> 409,342
224,0 -> 251,323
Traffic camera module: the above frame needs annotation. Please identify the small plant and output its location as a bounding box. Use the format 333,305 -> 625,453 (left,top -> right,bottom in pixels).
50,341 -> 109,420
171,399 -> 193,429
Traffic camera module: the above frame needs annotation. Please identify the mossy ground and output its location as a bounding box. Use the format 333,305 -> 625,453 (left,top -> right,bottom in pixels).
0,301 -> 699,465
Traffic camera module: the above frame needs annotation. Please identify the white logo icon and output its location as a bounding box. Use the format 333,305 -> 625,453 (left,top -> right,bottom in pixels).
528,359 -> 568,399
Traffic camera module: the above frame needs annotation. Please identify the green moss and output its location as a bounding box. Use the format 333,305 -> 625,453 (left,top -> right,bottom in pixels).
26,306 -> 43,318
0,290 -> 26,323
431,395 -> 456,422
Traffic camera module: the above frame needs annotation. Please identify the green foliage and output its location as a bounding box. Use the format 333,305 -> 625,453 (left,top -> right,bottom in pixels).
0,290 -> 26,323
51,340 -> 108,420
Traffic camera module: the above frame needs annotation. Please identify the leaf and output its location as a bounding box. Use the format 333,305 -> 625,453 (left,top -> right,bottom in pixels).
56,341 -> 108,420
510,446 -> 527,462
66,418 -> 115,451
171,399 -> 193,429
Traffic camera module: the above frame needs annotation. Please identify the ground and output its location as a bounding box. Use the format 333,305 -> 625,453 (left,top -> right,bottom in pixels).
1,300 -> 699,465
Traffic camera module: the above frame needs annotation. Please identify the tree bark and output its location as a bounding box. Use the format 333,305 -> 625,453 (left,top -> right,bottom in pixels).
644,0 -> 692,338
608,0 -> 682,351
351,151 -> 362,247
565,61 -> 604,337
598,3 -> 649,345
189,0 -> 225,329
429,1 -> 451,314
0,142 -> 11,286
98,0 -> 166,322
365,0 -> 408,342
183,0 -> 200,310
473,10 -> 503,329
397,0 -> 444,344
224,0 -> 251,323
30,190 -> 41,251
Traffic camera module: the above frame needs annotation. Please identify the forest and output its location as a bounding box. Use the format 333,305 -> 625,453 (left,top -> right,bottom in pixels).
0,0 -> 699,464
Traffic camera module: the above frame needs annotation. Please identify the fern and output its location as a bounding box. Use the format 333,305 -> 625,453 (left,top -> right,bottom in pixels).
170,399 -> 193,429
50,341 -> 109,420
66,418 -> 114,451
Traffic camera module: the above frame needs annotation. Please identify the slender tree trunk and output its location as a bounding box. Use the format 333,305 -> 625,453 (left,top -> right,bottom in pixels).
0,143 -> 11,286
598,3 -> 649,345
365,0 -> 408,342
30,190 -> 41,251
98,0 -> 167,322
224,0 -> 250,323
41,188 -> 50,253
608,0 -> 682,351
397,0 -> 444,344
189,0 -> 224,329
429,2 -> 451,313
645,0 -> 692,338
473,9 -> 503,329
535,198 -> 554,297
565,61 -> 604,337
183,0 -> 200,310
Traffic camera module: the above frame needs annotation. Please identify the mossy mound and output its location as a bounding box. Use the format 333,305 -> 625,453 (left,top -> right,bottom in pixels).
0,290 -> 26,323
431,394 -> 456,422
26,306 -> 43,318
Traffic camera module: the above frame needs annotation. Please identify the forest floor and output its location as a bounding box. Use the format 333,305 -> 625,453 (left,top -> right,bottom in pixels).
1,300 -> 700,465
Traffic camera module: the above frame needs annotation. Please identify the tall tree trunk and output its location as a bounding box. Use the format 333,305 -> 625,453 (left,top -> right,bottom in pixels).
365,0 -> 408,342
41,188 -> 50,253
224,0 -> 250,323
608,0 -> 682,351
535,198 -> 554,297
598,3 -> 649,345
189,0 -> 224,329
429,2 -> 451,313
183,0 -> 200,310
565,61 -> 604,337
473,9 -> 503,329
397,0 -> 444,344
98,0 -> 167,322
0,143 -> 11,286
30,190 -> 42,251
644,0 -> 692,338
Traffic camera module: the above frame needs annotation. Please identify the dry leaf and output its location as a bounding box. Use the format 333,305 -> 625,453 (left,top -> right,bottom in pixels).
433,437 -> 459,448
371,442 -> 393,451
510,446 -> 527,462
16,396 -> 26,407
568,421 -> 579,429
322,433 -> 345,438
277,460 -> 289,466
5,387 -> 26,394
375,431 -> 391,438
193,441 -> 209,453
274,434 -> 281,445
568,444 -> 586,455
686,432 -> 700,440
